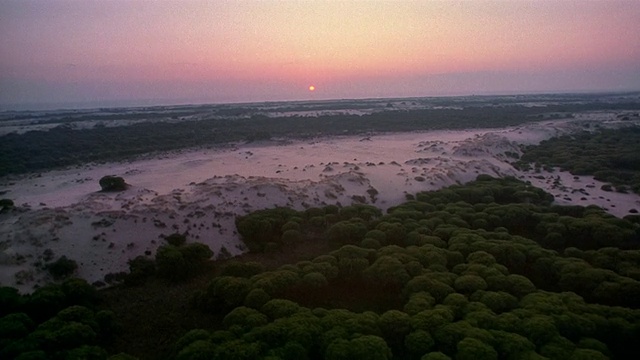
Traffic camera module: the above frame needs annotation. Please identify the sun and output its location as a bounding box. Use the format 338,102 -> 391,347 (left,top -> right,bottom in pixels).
308,85 -> 315,92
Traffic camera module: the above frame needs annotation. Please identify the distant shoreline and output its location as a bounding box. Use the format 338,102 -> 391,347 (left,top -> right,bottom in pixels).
3,93 -> 640,178
2,90 -> 639,113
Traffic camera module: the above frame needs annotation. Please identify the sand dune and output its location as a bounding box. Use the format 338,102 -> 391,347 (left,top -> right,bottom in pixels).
1,113 -> 640,291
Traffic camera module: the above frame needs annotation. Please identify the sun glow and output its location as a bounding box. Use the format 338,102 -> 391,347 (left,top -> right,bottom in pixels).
1,1 -> 639,107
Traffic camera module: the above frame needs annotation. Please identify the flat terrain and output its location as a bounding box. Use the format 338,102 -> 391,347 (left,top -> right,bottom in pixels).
1,94 -> 640,291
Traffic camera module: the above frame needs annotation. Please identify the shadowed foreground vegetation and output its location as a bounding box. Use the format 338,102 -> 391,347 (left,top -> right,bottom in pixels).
2,176 -> 640,359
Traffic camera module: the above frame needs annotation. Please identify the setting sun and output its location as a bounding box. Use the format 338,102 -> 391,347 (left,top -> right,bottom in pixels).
0,1 -> 638,107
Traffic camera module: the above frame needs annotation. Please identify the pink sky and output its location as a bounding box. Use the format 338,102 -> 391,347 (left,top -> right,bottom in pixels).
1,0 -> 639,109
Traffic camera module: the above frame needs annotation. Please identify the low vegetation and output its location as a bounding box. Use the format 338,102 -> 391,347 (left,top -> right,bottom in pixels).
99,176 -> 128,192
0,278 -> 113,359
3,99 -> 640,176
46,256 -> 79,280
2,176 -> 639,359
0,198 -> 13,212
516,126 -> 640,194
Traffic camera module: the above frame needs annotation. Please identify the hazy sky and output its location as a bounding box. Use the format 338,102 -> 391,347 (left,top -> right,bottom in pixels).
1,0 -> 639,109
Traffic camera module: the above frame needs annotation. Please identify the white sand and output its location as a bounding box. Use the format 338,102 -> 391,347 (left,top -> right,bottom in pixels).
1,113 -> 639,291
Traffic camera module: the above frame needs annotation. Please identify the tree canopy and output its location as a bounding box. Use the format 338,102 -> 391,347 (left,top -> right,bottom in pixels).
3,175 -> 640,359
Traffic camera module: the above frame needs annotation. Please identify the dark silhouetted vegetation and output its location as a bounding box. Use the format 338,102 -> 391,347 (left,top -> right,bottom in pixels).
0,278 -> 114,360
122,233 -> 213,285
0,198 -> 13,212
516,126 -> 640,194
3,93 -> 639,176
179,177 -> 640,360
3,176 -> 640,359
99,175 -> 128,192
46,256 -> 78,280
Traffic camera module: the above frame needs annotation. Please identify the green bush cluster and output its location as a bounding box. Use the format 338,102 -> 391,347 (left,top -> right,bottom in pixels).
99,175 -> 128,192
155,242 -> 213,282
516,126 -> 640,194
0,279 -> 120,359
125,233 -> 213,284
235,204 -> 381,252
2,175 -> 639,358
178,176 -> 640,359
46,256 -> 78,280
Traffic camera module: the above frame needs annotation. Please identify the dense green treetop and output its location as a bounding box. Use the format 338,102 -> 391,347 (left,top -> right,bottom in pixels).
3,175 -> 640,359
174,176 -> 640,359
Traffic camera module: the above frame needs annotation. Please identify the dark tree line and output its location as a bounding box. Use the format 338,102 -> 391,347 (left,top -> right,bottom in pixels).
4,101 -> 640,176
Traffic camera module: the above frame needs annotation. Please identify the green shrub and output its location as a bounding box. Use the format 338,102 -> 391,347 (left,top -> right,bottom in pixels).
281,229 -> 304,246
165,233 -> 187,246
99,175 -> 127,192
155,241 -> 213,282
221,261 -> 265,278
125,256 -> 156,286
47,256 -> 78,280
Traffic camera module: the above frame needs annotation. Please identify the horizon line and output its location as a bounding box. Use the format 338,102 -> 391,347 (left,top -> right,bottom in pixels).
2,89 -> 639,113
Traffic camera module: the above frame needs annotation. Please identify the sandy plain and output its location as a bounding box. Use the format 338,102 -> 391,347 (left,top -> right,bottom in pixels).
1,112 -> 639,291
